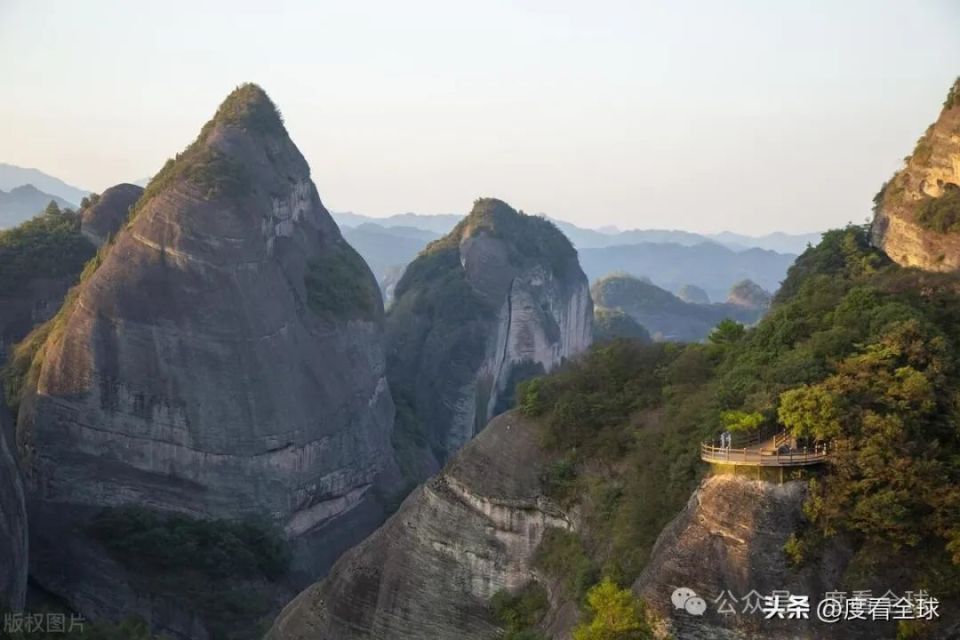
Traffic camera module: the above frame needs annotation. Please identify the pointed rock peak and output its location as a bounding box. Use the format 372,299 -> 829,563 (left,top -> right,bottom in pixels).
460,197 -> 545,236
207,82 -> 287,137
134,84 -> 305,216
454,197 -> 576,258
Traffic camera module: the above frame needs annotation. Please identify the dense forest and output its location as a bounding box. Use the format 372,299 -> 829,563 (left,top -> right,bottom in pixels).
497,225 -> 960,639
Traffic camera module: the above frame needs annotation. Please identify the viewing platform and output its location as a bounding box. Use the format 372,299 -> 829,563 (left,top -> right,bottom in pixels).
700,429 -> 829,468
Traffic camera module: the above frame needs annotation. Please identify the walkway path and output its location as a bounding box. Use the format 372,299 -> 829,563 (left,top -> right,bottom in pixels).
700,430 -> 829,467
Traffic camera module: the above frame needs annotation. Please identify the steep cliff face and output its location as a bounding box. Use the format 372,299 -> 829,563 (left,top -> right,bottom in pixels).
79,183 -> 144,246
634,475 -> 849,640
268,411 -> 573,640
14,84 -> 398,633
387,199 -> 592,473
872,78 -> 960,270
0,404 -> 27,610
631,474 -> 951,640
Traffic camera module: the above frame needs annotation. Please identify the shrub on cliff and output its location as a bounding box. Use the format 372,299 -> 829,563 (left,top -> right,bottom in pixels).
572,578 -> 653,640
88,506 -> 291,580
305,241 -> 379,320
490,582 -> 549,640
916,187 -> 960,234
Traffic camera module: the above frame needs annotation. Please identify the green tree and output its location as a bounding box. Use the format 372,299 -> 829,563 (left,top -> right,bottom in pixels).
709,318 -> 745,345
43,200 -> 62,216
720,410 -> 764,433
573,578 -> 652,640
777,385 -> 843,440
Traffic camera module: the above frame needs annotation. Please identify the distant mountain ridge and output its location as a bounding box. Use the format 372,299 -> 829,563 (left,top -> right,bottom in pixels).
0,185 -> 75,229
592,274 -> 769,342
0,163 -> 90,205
579,241 -> 794,302
334,213 -> 799,304
331,210 -> 821,254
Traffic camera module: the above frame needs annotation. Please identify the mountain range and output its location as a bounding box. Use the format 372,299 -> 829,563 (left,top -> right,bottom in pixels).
331,210 -> 821,254
0,185 -> 75,228
333,214 -> 798,303
2,78 -> 960,640
0,163 -> 90,205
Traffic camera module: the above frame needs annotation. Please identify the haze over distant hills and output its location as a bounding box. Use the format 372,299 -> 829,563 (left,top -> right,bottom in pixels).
0,163 -> 90,205
332,211 -> 803,302
331,210 -> 821,254
578,242 -> 794,302
0,185 -> 75,229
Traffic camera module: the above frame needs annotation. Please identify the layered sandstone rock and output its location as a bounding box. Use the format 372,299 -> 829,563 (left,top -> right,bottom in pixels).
15,84 -> 398,633
632,475 -> 915,640
267,411 -> 572,640
871,78 -> 960,270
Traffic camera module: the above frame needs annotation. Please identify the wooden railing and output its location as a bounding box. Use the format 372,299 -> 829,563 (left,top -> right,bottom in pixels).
700,441 -> 829,467
726,424 -> 778,449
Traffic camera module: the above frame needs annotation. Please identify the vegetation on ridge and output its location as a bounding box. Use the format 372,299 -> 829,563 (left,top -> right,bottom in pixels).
387,197 -> 581,481
873,77 -> 960,235
87,506 -> 291,639
127,83 -> 283,225
508,224 -> 960,636
305,241 -> 379,320
0,202 -> 94,298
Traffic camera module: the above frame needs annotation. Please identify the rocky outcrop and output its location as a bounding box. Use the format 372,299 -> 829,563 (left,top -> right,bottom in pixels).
79,183 -> 144,246
871,78 -> 960,270
725,279 -> 771,310
387,199 -> 591,472
267,411 -> 572,640
593,305 -> 651,343
14,84 -> 398,633
633,475 -> 910,640
677,284 -> 710,305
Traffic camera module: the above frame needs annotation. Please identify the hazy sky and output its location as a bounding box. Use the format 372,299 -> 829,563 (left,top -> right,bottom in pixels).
2,1 -> 958,234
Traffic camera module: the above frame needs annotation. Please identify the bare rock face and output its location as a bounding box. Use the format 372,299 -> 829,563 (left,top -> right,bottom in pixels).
15,84 -> 398,629
872,78 -> 960,270
0,278 -> 75,368
677,284 -> 710,305
0,404 -> 27,610
633,475 -> 892,640
725,279 -> 771,310
387,199 -> 592,474
267,411 -> 572,640
79,183 -> 144,246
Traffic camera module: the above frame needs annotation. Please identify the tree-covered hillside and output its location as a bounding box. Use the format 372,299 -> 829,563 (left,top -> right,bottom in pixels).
0,203 -> 94,297
591,273 -> 766,342
509,225 -> 960,638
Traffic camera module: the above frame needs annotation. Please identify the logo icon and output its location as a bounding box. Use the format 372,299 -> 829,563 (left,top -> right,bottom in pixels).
671,587 -> 707,616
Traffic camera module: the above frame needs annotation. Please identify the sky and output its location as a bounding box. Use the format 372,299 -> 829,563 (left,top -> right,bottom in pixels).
1,1 -> 958,235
